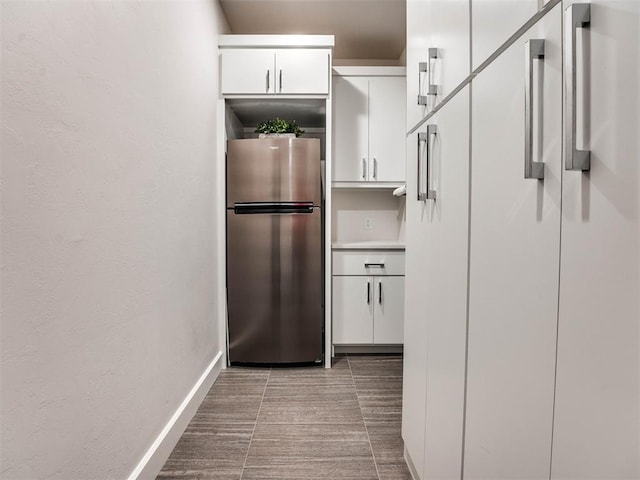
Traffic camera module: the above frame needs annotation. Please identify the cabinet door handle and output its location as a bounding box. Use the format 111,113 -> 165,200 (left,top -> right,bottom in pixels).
524,39 -> 545,179
418,48 -> 439,104
266,69 -> 270,93
564,3 -> 591,171
279,69 -> 283,93
362,158 -> 367,180
373,158 -> 378,180
364,263 -> 385,268
417,124 -> 438,201
378,282 -> 382,304
418,61 -> 428,105
366,281 -> 370,304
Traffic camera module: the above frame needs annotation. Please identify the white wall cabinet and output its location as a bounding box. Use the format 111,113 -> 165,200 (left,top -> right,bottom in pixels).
402,1 -> 640,480
220,48 -> 330,95
333,70 -> 406,183
332,250 -> 405,345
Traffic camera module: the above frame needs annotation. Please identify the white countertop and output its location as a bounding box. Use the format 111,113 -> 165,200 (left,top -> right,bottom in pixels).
332,240 -> 406,250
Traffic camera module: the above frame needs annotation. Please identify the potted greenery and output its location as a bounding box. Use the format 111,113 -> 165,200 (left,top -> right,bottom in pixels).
255,118 -> 305,138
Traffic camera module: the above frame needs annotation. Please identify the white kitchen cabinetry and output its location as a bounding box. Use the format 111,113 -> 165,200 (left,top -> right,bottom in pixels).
551,1 -> 640,478
332,250 -> 405,345
333,68 -> 406,183
465,4 -> 562,479
220,48 -> 330,95
403,1 -> 640,479
402,0 -> 471,478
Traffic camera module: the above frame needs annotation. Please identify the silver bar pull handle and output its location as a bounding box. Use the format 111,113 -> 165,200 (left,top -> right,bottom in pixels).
373,158 -> 378,179
565,3 -> 591,171
364,263 -> 385,268
427,48 -> 439,96
418,61 -> 429,105
378,282 -> 382,304
525,39 -> 545,179
367,281 -> 370,304
266,70 -> 270,93
362,158 -> 367,180
417,124 -> 438,201
279,69 -> 283,93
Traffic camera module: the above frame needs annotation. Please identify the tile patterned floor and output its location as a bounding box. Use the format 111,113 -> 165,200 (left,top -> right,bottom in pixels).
157,355 -> 411,480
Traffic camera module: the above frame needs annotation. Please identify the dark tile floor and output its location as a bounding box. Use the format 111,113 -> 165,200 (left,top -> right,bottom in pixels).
157,355 -> 411,480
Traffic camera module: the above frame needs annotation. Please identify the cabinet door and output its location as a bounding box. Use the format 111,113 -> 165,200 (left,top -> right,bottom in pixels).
333,76 -> 369,182
275,49 -> 330,95
472,0 -> 538,69
220,49 -> 274,95
465,5 -> 562,479
372,276 -> 404,344
332,276 -> 374,344
552,1 -> 640,478
402,0 -> 434,477
369,76 -> 406,182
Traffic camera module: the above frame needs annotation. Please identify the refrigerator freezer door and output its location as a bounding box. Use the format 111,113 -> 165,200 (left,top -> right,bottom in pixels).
226,138 -> 321,207
226,208 -> 323,364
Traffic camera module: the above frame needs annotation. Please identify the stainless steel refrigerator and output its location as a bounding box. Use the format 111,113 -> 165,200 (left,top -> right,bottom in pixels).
226,137 -> 323,365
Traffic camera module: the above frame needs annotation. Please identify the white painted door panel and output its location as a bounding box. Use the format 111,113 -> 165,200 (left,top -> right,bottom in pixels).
402,1 -> 433,477
275,49 -> 330,95
472,0 -> 538,69
465,5 -> 562,479
552,1 -> 640,478
421,90 -> 470,480
373,276 -> 405,344
333,76 -> 369,182
369,76 -> 406,182
220,49 -> 274,95
332,276 -> 374,344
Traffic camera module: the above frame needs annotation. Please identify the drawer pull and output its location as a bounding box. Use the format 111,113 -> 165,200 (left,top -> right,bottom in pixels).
364,263 -> 385,268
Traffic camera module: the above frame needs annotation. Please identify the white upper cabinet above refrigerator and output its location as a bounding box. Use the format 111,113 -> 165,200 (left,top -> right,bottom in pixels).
219,36 -> 332,96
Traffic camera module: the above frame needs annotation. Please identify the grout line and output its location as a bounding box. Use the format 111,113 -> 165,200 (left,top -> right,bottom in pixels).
348,356 -> 382,480
239,368 -> 271,480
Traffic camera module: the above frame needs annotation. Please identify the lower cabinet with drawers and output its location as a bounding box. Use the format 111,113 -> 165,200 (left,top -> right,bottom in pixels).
332,250 -> 405,345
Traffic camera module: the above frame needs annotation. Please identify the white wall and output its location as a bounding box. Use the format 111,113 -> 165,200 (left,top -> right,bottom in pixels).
332,190 -> 406,242
0,1 -> 229,478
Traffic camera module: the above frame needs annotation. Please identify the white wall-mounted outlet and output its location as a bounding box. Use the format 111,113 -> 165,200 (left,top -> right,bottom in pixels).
364,218 -> 373,230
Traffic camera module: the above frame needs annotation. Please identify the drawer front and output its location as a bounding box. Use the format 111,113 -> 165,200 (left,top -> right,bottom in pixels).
333,250 -> 405,276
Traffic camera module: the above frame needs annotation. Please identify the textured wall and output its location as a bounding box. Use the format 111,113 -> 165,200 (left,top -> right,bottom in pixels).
0,1 -> 228,478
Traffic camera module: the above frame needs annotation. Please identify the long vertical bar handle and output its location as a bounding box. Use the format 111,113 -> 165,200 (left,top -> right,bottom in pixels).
366,281 -> 370,304
418,61 -> 429,105
266,70 -> 270,93
417,124 -> 438,201
525,39 -> 546,179
378,282 -> 382,304
362,158 -> 367,180
279,69 -> 283,93
565,3 -> 591,171
373,158 -> 378,179
427,48 -> 439,96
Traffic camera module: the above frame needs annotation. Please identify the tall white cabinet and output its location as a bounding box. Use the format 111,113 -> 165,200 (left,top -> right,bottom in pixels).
402,1 -> 640,479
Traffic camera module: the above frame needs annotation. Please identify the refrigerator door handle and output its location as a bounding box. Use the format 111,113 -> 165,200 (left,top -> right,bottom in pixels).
233,202 -> 314,214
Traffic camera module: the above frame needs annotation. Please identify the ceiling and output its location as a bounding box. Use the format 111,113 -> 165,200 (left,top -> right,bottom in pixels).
219,0 -> 406,61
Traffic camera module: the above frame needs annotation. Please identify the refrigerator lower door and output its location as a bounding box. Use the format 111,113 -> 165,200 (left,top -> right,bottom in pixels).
226,208 -> 323,364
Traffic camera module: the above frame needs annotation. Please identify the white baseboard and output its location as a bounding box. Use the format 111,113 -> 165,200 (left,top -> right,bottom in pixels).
128,350 -> 224,480
404,446 -> 420,480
